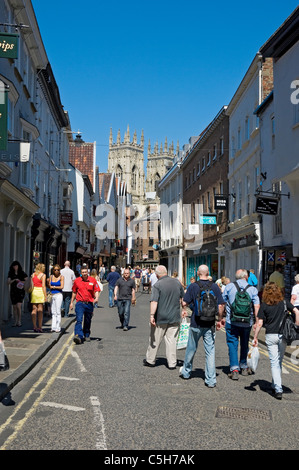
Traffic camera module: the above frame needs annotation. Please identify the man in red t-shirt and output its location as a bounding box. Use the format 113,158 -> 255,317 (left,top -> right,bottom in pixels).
70,267 -> 100,344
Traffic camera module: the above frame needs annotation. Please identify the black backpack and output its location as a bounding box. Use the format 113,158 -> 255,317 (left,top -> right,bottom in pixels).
196,281 -> 218,322
229,282 -> 252,323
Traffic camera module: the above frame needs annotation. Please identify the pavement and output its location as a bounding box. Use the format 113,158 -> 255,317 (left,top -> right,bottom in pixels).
0,307 -> 75,401
0,292 -> 295,402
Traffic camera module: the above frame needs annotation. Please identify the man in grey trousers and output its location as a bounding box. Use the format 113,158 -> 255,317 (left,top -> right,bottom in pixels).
143,265 -> 185,370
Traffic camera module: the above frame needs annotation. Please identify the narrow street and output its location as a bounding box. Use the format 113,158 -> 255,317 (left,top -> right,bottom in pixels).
0,284 -> 299,453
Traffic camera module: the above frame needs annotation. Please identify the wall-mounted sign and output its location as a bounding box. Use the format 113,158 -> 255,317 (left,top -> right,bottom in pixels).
59,211 -> 73,226
200,214 -> 217,225
189,224 -> 199,235
0,32 -> 19,59
255,196 -> 279,215
0,85 -> 7,151
214,196 -> 228,210
0,142 -> 30,162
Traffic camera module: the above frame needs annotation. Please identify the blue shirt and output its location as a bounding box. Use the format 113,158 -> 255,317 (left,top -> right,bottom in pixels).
222,280 -> 260,327
106,271 -> 120,288
184,280 -> 224,328
248,272 -> 258,287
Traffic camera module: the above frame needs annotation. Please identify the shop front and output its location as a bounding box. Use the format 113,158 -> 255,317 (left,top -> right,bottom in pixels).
261,245 -> 298,298
186,241 -> 218,285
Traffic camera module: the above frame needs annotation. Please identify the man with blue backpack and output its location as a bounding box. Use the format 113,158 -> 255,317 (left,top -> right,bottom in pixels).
180,265 -> 225,388
222,269 -> 260,380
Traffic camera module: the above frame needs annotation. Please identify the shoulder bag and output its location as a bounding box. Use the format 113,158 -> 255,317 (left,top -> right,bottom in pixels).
278,301 -> 299,345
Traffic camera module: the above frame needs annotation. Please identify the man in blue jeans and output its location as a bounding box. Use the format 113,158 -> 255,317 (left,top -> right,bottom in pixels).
106,266 -> 120,308
114,268 -> 136,331
180,265 -> 225,388
70,267 -> 100,344
222,269 -> 260,380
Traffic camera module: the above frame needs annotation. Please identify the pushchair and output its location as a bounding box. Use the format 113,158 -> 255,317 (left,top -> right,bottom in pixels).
142,275 -> 151,293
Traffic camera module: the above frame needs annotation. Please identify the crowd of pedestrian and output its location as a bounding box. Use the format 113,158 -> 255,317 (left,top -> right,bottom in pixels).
3,258 -> 299,402
142,264 -> 299,401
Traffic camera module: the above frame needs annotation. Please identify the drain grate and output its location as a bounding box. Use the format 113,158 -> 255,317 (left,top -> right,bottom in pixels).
216,406 -> 272,421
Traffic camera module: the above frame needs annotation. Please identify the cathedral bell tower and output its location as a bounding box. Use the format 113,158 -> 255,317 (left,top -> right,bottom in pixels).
108,125 -> 145,209
146,137 -> 175,196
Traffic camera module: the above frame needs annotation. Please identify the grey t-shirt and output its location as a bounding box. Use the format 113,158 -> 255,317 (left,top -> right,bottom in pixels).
150,275 -> 184,325
115,277 -> 135,300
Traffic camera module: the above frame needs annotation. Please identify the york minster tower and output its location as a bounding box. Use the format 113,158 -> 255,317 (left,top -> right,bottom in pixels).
108,125 -> 145,209
108,125 -> 177,213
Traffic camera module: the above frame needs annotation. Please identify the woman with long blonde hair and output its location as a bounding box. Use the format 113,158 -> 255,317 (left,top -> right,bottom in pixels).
30,263 -> 47,332
253,282 -> 299,399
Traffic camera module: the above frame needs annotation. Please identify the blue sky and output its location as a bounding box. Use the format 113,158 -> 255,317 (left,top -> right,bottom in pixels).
32,0 -> 298,173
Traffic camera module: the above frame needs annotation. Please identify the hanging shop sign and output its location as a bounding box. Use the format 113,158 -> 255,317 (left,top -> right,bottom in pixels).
255,196 -> 279,215
0,32 -> 19,59
214,196 -> 228,210
59,211 -> 73,226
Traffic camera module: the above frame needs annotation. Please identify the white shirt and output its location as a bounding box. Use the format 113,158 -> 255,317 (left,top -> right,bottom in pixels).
150,272 -> 158,287
291,284 -> 299,306
60,267 -> 76,291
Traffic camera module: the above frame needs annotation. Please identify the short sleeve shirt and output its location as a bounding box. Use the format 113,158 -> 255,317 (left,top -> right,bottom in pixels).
151,275 -> 184,325
258,300 -> 295,334
184,280 -> 224,328
115,277 -> 135,299
72,276 -> 100,302
269,271 -> 285,288
291,284 -> 299,306
222,280 -> 260,327
107,271 -> 120,287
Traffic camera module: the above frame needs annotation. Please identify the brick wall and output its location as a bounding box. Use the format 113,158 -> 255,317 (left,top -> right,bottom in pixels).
262,58 -> 274,100
182,112 -> 229,243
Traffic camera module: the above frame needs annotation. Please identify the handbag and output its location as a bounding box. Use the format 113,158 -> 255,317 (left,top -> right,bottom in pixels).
24,275 -> 34,294
177,318 -> 190,350
0,341 -> 10,371
279,301 -> 299,345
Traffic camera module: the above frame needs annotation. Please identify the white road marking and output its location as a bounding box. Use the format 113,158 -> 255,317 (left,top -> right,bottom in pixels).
71,349 -> 87,372
56,376 -> 80,381
40,401 -> 85,411
90,396 -> 108,450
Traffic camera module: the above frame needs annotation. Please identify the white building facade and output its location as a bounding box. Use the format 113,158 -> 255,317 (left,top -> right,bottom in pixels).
158,161 -> 184,279
223,54 -> 273,284
258,7 -> 299,297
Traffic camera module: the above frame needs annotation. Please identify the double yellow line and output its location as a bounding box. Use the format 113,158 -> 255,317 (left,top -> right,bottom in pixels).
0,334 -> 74,450
218,327 -> 299,374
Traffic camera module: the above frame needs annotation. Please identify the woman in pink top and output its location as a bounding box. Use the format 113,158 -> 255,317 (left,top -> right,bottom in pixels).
30,263 -> 47,332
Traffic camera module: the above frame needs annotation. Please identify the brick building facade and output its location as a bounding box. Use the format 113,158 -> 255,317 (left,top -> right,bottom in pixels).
182,107 -> 229,282
69,134 -> 96,192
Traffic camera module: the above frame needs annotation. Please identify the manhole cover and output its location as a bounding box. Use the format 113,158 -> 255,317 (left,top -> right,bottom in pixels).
216,406 -> 272,421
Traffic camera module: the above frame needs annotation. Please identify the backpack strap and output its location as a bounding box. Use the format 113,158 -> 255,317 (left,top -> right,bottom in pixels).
234,281 -> 251,292
233,281 -> 240,291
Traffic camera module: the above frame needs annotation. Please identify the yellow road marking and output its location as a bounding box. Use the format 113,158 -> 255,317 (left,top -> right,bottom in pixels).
0,334 -> 74,450
218,327 -> 299,373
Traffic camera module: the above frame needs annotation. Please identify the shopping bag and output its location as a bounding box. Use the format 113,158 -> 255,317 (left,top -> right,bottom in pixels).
177,318 -> 190,350
247,344 -> 259,372
0,341 -> 10,371
24,275 -> 34,294
98,282 -> 103,292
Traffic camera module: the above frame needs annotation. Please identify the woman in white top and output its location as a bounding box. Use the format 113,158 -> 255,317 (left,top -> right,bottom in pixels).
291,274 -> 299,307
